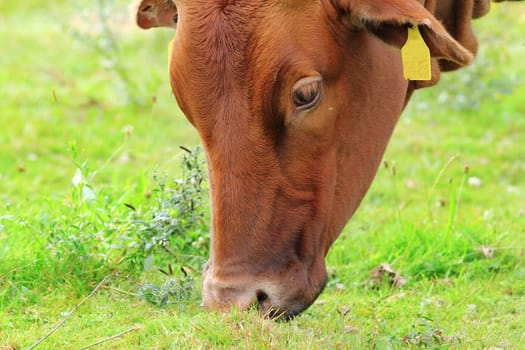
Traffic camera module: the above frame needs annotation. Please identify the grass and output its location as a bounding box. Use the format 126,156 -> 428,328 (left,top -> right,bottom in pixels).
1,1 -> 524,349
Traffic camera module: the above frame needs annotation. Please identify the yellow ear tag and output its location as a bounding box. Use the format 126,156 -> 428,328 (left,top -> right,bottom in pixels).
168,38 -> 174,70
401,26 -> 431,81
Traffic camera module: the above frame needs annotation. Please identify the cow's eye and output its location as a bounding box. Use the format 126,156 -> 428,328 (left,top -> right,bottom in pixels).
292,77 -> 322,111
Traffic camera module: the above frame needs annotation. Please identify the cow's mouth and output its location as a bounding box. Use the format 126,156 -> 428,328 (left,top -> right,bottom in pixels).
256,275 -> 328,321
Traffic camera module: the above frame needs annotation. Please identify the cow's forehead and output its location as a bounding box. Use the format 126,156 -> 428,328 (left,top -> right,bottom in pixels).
176,2 -> 263,81
178,0 -> 318,43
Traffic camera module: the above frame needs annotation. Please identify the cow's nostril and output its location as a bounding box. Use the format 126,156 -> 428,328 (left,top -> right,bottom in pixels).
256,291 -> 285,320
256,290 -> 268,304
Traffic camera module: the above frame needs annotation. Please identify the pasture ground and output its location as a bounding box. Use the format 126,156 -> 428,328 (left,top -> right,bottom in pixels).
1,1 -> 524,349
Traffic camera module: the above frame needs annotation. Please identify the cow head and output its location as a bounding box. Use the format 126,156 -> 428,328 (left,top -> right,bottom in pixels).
135,0 -> 485,318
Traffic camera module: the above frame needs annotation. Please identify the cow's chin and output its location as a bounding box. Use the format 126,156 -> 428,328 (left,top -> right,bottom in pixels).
200,258 -> 328,320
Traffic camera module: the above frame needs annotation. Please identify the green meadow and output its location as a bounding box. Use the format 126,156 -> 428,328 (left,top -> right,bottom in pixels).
1,1 -> 524,349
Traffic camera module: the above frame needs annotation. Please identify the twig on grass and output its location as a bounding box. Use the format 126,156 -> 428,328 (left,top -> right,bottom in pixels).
161,245 -> 207,265
27,274 -> 120,350
78,326 -> 140,350
101,284 -> 140,297
426,154 -> 459,220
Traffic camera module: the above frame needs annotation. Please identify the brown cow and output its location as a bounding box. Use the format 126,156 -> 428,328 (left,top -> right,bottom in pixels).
134,0 -> 520,319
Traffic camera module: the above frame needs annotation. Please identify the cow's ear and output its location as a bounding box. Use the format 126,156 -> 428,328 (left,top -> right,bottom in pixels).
432,0 -> 491,71
334,0 -> 474,70
135,0 -> 178,29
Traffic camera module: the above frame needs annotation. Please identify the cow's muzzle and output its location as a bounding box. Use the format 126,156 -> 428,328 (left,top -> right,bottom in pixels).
201,260 -> 327,320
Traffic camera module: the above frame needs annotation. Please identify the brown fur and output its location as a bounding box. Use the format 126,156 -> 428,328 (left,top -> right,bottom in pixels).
134,0 -> 503,318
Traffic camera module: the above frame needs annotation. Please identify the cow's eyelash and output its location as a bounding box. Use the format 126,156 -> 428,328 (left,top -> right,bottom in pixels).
292,77 -> 322,111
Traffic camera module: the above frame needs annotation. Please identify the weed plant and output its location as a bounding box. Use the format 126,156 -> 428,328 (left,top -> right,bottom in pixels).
1,145 -> 207,308
129,146 -> 209,271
